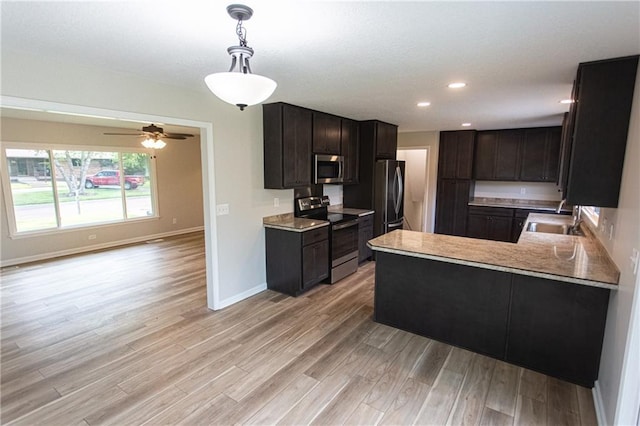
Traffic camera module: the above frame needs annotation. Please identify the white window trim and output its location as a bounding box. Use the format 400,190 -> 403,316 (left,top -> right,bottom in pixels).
1,141 -> 159,238
582,206 -> 600,228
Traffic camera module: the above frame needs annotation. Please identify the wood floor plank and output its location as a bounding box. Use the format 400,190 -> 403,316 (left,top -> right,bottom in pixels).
514,394 -> 547,426
576,385 -> 598,426
410,339 -> 452,386
447,353 -> 496,425
480,406 -> 515,426
0,232 -> 599,426
414,368 -> 465,426
484,360 -> 521,417
377,377 -> 431,425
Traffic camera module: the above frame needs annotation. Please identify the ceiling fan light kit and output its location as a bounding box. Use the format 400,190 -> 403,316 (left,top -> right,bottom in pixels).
204,4 -> 277,111
141,137 -> 167,150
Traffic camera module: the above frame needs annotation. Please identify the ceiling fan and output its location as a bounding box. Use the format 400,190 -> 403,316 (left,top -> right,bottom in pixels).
104,124 -> 194,140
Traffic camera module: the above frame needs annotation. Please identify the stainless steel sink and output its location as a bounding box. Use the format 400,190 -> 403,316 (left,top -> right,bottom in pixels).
526,222 -> 583,236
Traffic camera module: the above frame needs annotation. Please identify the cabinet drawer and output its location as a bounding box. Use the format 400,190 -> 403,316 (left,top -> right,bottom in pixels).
468,206 -> 514,217
302,226 -> 328,246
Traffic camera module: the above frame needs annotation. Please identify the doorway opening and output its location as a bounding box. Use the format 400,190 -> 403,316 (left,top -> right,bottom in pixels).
396,148 -> 430,232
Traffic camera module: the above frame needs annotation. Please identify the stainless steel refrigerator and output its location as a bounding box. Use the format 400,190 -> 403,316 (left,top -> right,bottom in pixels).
373,160 -> 405,236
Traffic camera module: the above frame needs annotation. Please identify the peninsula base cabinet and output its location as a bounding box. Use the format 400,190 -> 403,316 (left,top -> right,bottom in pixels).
373,251 -> 610,387
265,226 -> 329,297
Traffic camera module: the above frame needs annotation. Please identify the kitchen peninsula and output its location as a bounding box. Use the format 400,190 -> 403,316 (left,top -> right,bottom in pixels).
368,213 -> 619,387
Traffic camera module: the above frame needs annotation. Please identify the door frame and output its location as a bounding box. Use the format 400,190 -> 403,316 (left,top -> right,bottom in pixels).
0,95 -> 220,310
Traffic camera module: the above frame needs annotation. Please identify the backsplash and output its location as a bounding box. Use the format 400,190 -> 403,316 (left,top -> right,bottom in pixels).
323,184 -> 343,205
474,181 -> 562,201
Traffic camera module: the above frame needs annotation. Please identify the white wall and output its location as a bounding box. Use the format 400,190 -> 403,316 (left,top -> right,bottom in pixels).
473,181 -> 562,202
1,49 -> 292,307
397,131 -> 439,233
594,64 -> 640,426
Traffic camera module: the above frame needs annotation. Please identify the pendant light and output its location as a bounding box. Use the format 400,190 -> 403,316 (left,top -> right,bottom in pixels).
205,4 -> 277,111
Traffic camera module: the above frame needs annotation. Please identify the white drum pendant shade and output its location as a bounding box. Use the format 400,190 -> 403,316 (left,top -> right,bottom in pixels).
205,72 -> 277,109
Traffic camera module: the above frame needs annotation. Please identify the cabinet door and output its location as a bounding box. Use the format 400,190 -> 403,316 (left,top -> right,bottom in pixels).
520,127 -> 562,182
488,216 -> 513,242
375,122 -> 398,159
565,56 -> 638,207
474,132 -> 497,180
302,239 -> 329,289
494,130 -> 522,180
466,214 -> 489,239
312,111 -> 341,154
438,131 -> 475,179
507,275 -> 610,387
283,105 -> 312,187
341,118 -> 359,184
435,179 -> 471,236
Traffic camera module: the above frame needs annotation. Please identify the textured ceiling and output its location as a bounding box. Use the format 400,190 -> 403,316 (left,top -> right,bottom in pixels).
2,1 -> 639,132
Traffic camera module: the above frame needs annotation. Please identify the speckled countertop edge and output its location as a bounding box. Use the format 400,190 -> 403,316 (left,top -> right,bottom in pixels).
469,197 -> 572,212
263,213 -> 329,232
368,213 -> 619,289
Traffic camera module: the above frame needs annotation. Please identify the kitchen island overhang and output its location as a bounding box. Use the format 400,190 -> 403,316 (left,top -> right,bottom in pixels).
368,223 -> 618,388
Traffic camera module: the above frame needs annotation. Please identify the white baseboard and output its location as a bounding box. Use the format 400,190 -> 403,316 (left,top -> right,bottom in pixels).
215,282 -> 268,310
593,380 -> 607,426
0,227 -> 205,268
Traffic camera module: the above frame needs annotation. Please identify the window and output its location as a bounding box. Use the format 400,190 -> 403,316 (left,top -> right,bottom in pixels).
582,206 -> 600,227
2,144 -> 157,236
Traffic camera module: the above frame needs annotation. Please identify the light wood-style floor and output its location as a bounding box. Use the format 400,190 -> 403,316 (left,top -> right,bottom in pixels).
1,232 -> 597,425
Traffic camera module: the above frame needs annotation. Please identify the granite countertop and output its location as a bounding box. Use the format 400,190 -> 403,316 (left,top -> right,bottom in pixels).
469,197 -> 572,212
328,205 -> 375,216
368,213 -> 619,289
263,213 -> 329,232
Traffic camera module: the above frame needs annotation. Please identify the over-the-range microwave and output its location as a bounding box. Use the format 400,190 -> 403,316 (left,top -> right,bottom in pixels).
314,154 -> 344,184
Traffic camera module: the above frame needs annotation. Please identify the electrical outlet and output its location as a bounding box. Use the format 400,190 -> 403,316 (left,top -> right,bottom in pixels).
172,218 -> 177,224
88,234 -> 96,240
609,223 -> 614,240
274,198 -> 279,207
216,204 -> 229,216
520,187 -> 526,195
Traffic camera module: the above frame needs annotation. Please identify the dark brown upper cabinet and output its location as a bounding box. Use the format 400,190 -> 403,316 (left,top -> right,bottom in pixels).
359,120 -> 398,160
474,130 -> 522,180
312,111 -> 342,155
263,102 -> 313,189
340,118 -> 359,184
560,55 -> 638,208
519,127 -> 562,182
438,130 -> 476,179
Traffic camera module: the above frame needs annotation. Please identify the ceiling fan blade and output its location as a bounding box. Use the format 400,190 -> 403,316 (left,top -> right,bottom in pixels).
164,135 -> 188,140
164,132 -> 195,138
103,132 -> 144,136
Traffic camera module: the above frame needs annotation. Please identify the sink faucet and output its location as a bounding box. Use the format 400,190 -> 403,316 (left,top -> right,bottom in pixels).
556,199 -> 566,213
570,205 -> 583,233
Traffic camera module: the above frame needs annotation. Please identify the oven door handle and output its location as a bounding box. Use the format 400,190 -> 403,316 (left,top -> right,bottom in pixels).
332,219 -> 359,231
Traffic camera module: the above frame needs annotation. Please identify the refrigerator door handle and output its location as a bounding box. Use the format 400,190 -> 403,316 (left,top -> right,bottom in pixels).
394,166 -> 403,215
392,167 -> 398,213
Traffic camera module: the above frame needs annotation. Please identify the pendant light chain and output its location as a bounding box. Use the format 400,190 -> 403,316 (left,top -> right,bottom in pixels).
236,18 -> 248,47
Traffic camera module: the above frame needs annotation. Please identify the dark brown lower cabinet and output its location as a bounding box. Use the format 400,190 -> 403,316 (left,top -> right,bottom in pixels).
373,251 -> 610,387
358,214 -> 374,263
466,206 -> 513,242
266,226 -> 329,296
507,275 -> 610,387
434,179 -> 474,236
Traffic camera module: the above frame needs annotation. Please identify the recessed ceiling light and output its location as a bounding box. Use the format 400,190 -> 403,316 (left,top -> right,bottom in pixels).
559,99 -> 575,104
417,102 -> 431,107
448,82 -> 467,89
462,123 -> 472,127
